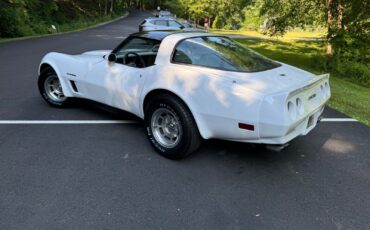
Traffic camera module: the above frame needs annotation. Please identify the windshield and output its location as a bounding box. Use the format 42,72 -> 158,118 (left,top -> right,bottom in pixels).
115,37 -> 160,57
172,36 -> 281,72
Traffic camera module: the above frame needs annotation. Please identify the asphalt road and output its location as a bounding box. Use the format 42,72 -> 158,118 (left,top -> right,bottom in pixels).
1,10 -> 370,230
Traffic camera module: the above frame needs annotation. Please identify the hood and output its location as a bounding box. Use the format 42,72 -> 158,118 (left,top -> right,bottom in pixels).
81,50 -> 111,56
219,63 -> 316,95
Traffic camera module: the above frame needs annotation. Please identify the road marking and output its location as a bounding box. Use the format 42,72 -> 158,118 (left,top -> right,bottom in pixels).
0,118 -> 357,125
0,120 -> 138,124
321,118 -> 357,122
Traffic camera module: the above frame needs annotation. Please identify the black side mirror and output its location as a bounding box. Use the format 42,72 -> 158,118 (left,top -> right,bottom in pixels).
152,44 -> 160,52
108,53 -> 117,62
180,25 -> 185,30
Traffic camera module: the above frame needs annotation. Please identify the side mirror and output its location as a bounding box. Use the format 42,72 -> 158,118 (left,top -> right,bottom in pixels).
108,53 -> 117,62
180,25 -> 185,30
152,44 -> 160,52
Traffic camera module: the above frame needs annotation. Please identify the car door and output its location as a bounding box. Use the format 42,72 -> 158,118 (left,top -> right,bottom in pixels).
82,60 -> 145,116
81,37 -> 160,116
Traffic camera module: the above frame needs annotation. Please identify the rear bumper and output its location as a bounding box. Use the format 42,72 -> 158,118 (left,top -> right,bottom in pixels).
247,104 -> 326,145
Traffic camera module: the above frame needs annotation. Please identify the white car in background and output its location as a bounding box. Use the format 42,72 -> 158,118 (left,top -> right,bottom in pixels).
139,17 -> 185,31
38,31 -> 330,159
139,18 -> 205,32
158,10 -> 172,18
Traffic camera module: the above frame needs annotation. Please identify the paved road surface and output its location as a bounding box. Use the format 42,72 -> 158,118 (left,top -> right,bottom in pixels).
0,10 -> 369,230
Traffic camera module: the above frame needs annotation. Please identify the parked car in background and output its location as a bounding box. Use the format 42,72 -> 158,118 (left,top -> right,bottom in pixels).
139,18 -> 205,32
38,31 -> 330,159
158,10 -> 171,18
139,18 -> 184,31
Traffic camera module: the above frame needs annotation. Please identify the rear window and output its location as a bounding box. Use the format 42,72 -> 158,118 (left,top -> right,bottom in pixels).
172,36 -> 281,72
154,20 -> 167,26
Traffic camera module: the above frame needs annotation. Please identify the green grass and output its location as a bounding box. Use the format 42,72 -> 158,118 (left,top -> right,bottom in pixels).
234,38 -> 370,126
211,29 -> 326,40
0,12 -> 127,43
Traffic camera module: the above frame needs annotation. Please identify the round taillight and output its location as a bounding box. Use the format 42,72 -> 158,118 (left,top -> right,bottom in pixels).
325,82 -> 330,96
287,101 -> 296,120
296,98 -> 304,115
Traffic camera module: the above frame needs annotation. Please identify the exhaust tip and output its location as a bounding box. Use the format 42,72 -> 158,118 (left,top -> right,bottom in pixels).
265,143 -> 289,152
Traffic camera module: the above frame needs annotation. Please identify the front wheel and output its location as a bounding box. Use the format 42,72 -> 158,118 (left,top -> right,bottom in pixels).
38,67 -> 70,107
144,95 -> 201,159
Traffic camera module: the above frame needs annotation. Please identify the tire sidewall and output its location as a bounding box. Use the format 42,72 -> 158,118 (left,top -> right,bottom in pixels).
38,68 -> 67,107
145,97 -> 193,158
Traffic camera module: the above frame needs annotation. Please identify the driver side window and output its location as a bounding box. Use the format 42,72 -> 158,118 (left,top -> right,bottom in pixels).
115,37 -> 160,68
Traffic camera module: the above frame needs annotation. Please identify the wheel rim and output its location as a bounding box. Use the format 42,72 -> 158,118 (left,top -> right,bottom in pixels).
151,108 -> 182,148
44,75 -> 66,102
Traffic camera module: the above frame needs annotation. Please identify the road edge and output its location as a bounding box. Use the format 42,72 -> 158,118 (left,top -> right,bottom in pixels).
0,11 -> 130,44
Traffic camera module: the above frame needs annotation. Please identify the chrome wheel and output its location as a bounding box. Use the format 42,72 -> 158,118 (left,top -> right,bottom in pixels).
151,108 -> 182,148
44,75 -> 65,102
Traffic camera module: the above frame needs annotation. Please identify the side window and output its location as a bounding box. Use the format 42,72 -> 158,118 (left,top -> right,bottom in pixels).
115,37 -> 161,68
154,20 -> 168,26
172,38 -> 235,70
168,20 -> 182,28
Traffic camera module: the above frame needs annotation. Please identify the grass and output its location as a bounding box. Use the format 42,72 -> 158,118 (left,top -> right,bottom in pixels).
0,12 -> 128,43
211,29 -> 326,40
233,38 -> 370,126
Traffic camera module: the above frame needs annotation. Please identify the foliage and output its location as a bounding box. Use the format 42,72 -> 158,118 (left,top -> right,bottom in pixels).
0,0 -> 150,38
212,16 -> 224,29
163,0 -> 250,28
257,0 -> 369,87
242,0 -> 265,30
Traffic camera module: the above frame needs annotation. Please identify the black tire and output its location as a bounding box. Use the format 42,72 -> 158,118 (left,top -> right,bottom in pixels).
144,94 -> 202,159
38,67 -> 70,107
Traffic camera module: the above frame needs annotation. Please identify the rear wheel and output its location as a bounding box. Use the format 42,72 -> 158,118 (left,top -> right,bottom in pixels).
38,67 -> 70,107
144,95 -> 201,159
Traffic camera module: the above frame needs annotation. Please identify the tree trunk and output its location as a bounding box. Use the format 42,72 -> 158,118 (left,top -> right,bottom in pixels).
110,0 -> 114,14
337,0 -> 343,29
326,0 -> 334,56
105,0 -> 108,16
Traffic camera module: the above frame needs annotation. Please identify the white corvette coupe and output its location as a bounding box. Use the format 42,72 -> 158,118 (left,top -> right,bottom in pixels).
38,31 -> 330,159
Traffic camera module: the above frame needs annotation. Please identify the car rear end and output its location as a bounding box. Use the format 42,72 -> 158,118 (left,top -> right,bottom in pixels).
256,74 -> 330,144
139,20 -> 149,32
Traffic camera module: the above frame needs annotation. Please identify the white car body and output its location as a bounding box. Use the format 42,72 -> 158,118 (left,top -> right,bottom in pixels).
39,32 -> 330,145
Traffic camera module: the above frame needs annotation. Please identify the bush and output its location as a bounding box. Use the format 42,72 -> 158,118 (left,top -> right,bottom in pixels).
0,7 -> 25,37
331,32 -> 370,87
335,61 -> 370,87
212,16 -> 223,29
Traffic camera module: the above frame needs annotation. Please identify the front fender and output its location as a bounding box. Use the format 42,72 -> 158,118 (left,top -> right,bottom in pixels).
39,53 -> 75,97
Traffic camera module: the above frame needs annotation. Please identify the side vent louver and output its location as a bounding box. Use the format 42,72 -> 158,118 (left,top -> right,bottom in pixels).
70,80 -> 78,92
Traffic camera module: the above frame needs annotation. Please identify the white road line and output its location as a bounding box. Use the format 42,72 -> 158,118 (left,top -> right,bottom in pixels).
0,120 -> 138,124
321,118 -> 357,122
0,118 -> 357,124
